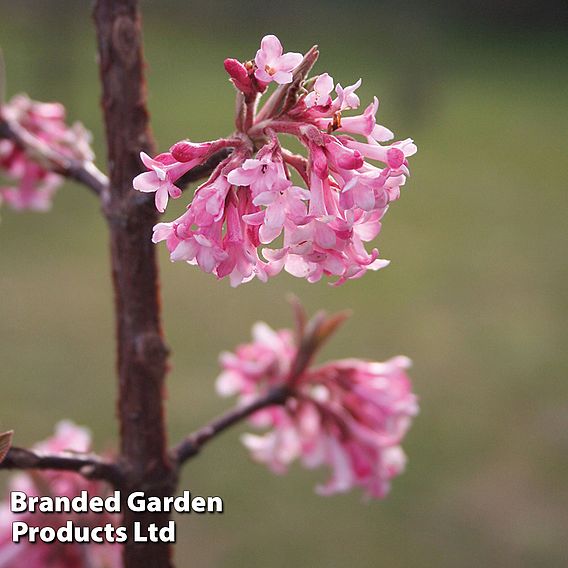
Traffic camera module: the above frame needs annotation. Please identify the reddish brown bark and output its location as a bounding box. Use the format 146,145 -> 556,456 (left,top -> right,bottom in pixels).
93,2 -> 175,567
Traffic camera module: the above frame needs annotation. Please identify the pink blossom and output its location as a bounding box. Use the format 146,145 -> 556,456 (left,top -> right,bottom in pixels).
254,35 -> 303,85
0,169 -> 60,212
249,182 -> 310,244
224,58 -> 256,96
0,421 -> 121,568
170,140 -> 213,163
136,35 -> 416,285
217,322 -> 418,498
342,137 -> 417,169
334,79 -> 362,110
226,155 -> 285,198
325,97 -> 379,137
304,73 -> 334,108
0,95 -> 94,214
216,322 -> 296,399
133,152 -> 197,212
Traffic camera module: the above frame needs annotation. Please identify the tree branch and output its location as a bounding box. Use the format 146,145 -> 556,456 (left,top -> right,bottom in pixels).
0,118 -> 108,197
0,447 -> 123,486
173,305 -> 351,469
173,386 -> 289,466
0,116 -> 228,202
177,147 -> 232,190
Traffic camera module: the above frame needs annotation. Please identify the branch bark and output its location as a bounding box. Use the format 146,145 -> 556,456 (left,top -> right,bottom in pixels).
93,2 -> 175,567
0,117 -> 225,201
0,447 -> 123,485
0,118 -> 108,197
172,306 -> 349,469
177,147 -> 232,190
173,387 -> 289,466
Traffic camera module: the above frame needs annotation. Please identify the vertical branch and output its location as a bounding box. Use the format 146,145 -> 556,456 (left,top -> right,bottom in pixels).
93,2 -> 175,567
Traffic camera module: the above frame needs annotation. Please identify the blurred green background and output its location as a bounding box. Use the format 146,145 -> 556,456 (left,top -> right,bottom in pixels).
1,1 -> 567,566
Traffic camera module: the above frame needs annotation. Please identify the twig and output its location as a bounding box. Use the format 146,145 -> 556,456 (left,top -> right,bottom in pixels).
0,447 -> 123,486
173,386 -> 289,466
0,115 -> 232,201
0,118 -> 108,197
174,305 -> 350,468
177,147 -> 233,190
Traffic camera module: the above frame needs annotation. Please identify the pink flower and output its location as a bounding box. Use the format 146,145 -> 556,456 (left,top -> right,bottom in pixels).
226,155 -> 285,198
133,152 -> 197,213
249,182 -> 310,244
137,35 -> 416,285
217,321 -> 418,498
304,73 -> 334,108
0,421 -> 121,568
0,170 -> 60,212
334,79 -> 362,110
0,95 -> 94,214
170,138 -> 238,163
341,137 -> 417,169
254,35 -> 303,85
224,58 -> 256,96
216,322 -> 296,398
325,97 -> 379,137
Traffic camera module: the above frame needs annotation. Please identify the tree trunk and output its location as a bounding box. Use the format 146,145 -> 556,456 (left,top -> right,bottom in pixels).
93,2 -> 175,567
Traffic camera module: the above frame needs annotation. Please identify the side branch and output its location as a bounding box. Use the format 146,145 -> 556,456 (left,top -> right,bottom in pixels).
0,447 -> 123,486
173,386 -> 289,466
177,148 -> 232,190
0,118 -> 108,197
173,304 -> 350,469
0,118 -> 222,199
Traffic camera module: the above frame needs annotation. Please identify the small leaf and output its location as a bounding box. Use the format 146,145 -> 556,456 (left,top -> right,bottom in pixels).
314,310 -> 352,345
0,430 -> 13,464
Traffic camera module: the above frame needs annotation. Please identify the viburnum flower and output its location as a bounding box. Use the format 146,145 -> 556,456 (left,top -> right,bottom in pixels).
0,94 -> 94,212
254,35 -> 303,85
134,35 -> 417,286
216,308 -> 418,498
0,421 -> 120,568
304,73 -> 334,108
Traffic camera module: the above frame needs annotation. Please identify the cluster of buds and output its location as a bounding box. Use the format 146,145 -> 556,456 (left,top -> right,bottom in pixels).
0,95 -> 94,212
135,35 -> 416,286
216,305 -> 418,498
0,422 -> 120,568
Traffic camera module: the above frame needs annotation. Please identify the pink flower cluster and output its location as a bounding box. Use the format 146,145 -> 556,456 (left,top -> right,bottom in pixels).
134,34 -> 416,286
0,421 -> 120,568
0,95 -> 93,212
217,322 -> 418,498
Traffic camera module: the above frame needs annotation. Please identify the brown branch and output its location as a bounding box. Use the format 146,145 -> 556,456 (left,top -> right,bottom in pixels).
174,305 -> 350,468
0,118 -> 108,197
0,447 -> 123,486
177,147 -> 232,190
173,386 -> 289,466
93,1 -> 174,567
0,112 -> 231,202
